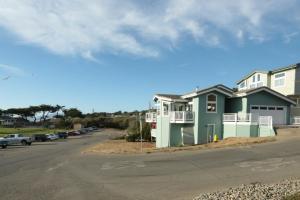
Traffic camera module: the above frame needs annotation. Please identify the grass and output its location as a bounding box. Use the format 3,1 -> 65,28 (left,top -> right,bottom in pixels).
283,193 -> 300,200
0,127 -> 69,136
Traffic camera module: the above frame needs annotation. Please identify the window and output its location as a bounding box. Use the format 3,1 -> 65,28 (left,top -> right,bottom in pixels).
257,74 -> 261,82
252,75 -> 256,83
260,106 -> 267,110
268,107 -> 275,110
251,106 -> 259,110
274,72 -> 285,87
207,94 -> 217,113
239,81 -> 245,89
277,107 -> 284,111
163,102 -> 169,116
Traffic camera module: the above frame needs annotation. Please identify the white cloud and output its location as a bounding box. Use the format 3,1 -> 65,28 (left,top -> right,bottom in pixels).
0,64 -> 26,76
0,0 -> 299,60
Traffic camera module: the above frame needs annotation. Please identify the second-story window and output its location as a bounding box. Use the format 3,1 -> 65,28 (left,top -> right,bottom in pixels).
163,102 -> 169,116
239,81 -> 246,89
257,74 -> 261,82
252,75 -> 256,83
274,72 -> 285,87
207,94 -> 217,113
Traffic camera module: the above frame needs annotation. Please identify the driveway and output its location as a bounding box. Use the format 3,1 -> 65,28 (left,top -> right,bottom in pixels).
0,130 -> 300,200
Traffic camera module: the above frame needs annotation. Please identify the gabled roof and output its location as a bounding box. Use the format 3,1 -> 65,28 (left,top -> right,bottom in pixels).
233,86 -> 296,105
153,84 -> 234,102
271,63 -> 300,74
236,62 -> 300,84
236,70 -> 269,84
153,94 -> 188,102
182,84 -> 234,99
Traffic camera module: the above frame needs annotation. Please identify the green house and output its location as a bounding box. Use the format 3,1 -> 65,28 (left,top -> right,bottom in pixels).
146,85 -> 296,148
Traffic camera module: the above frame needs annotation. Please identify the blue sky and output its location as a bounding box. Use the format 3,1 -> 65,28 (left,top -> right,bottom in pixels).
0,0 -> 300,113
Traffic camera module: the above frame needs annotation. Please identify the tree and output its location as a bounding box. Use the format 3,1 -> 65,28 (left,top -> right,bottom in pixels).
39,104 -> 56,122
63,108 -> 83,118
28,106 -> 41,123
54,105 -> 65,118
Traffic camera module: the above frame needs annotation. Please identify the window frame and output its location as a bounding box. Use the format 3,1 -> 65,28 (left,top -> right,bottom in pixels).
206,93 -> 217,113
274,72 -> 286,87
162,101 -> 170,116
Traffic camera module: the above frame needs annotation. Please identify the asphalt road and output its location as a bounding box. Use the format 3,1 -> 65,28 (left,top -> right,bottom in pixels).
1,130 -> 300,200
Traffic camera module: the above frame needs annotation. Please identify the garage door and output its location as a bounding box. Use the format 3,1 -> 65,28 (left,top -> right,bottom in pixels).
250,105 -> 287,125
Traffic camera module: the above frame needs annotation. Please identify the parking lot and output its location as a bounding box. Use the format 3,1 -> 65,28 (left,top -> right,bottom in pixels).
1,129 -> 300,200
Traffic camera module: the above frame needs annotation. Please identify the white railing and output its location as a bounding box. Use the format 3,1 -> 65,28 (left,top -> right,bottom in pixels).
145,112 -> 157,123
259,116 -> 273,128
169,111 -> 194,123
291,116 -> 300,125
223,113 -> 259,123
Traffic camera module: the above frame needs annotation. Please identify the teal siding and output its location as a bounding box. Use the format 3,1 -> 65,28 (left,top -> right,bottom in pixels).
226,97 -> 247,113
156,115 -> 170,148
170,124 -> 183,146
193,92 -> 226,144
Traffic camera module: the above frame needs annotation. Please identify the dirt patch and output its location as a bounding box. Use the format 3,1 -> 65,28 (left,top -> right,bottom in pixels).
82,140 -> 155,154
82,137 -> 276,155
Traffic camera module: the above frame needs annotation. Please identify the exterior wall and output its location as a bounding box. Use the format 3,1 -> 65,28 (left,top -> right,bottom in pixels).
238,72 -> 268,91
246,91 -> 292,124
170,124 -> 183,146
259,126 -> 275,137
193,91 -> 226,144
156,115 -> 170,148
270,69 -> 296,96
224,123 -> 258,138
225,97 -> 247,113
295,68 -> 300,95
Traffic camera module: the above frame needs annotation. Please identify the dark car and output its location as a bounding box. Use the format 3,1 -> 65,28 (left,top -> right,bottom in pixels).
57,132 -> 68,139
67,130 -> 81,136
33,134 -> 48,142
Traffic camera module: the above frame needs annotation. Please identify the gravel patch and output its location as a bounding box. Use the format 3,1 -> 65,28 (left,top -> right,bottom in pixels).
193,179 -> 300,200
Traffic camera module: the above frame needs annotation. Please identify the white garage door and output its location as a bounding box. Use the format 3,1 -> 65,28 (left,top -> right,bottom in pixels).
250,105 -> 287,125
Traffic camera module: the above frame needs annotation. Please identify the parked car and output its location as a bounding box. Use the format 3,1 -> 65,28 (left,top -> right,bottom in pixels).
56,132 -> 68,139
33,134 -> 49,142
46,134 -> 59,141
0,137 -> 9,149
67,130 -> 81,136
1,134 -> 32,146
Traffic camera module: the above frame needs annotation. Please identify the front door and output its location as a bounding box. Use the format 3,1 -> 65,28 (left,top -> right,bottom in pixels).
206,124 -> 215,143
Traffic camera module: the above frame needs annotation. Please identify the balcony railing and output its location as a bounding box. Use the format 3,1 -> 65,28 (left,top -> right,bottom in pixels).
169,111 -> 194,123
145,112 -> 157,123
223,113 -> 259,123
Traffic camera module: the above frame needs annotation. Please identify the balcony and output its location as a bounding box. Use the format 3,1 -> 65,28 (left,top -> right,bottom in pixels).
291,116 -> 300,125
169,111 -> 194,123
145,112 -> 157,123
223,113 -> 259,123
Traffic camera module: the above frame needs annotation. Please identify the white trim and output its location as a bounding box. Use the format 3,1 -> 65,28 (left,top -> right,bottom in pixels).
153,95 -> 188,103
273,72 -> 286,88
206,93 -> 217,113
182,88 -> 233,99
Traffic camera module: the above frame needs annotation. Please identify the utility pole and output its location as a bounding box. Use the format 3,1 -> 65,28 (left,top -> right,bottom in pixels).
139,112 -> 143,152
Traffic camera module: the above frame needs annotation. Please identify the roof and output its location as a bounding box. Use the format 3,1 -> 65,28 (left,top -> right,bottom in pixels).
236,62 -> 300,84
153,84 -> 234,102
271,63 -> 300,74
182,84 -> 234,99
236,70 -> 269,84
153,94 -> 188,102
233,86 -> 296,105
